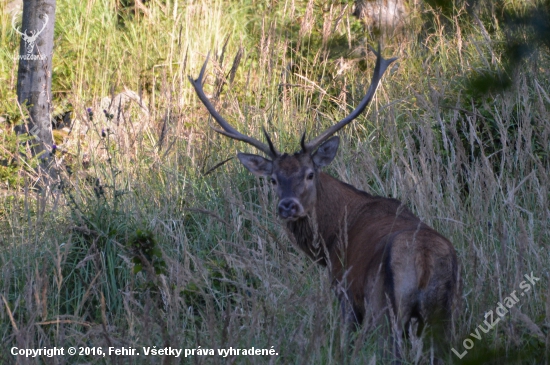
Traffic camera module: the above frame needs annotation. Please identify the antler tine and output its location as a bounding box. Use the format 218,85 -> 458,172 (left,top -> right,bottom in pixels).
188,54 -> 276,158
304,45 -> 397,152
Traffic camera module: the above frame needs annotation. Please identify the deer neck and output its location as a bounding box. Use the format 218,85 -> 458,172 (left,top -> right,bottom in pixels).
285,172 -> 370,265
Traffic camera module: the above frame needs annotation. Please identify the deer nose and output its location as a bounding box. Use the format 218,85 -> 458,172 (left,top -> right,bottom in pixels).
278,198 -> 300,219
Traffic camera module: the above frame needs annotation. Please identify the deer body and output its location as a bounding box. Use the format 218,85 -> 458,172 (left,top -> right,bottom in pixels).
189,46 -> 460,353
286,171 -> 459,330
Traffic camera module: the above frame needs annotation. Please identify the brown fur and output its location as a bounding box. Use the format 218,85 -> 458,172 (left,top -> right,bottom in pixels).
287,171 -> 460,335
234,136 -> 461,364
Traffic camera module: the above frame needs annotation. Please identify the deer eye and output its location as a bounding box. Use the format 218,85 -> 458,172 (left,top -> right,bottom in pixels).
270,177 -> 277,185
306,172 -> 314,180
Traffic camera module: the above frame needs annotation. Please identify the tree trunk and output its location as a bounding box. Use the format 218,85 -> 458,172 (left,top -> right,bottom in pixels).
353,0 -> 408,34
15,0 -> 56,179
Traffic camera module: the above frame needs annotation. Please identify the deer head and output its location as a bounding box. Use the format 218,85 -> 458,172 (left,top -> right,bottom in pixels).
189,46 -> 396,221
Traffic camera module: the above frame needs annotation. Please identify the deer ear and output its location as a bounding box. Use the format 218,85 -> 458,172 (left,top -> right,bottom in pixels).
237,153 -> 273,177
312,136 -> 339,168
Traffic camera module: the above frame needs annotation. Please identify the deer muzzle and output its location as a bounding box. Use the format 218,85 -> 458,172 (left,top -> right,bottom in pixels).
278,198 -> 304,220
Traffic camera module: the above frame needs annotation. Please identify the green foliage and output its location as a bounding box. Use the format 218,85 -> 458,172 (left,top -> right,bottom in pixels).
0,123 -> 42,188
0,162 -> 21,188
463,0 -> 550,97
61,186 -> 130,322
128,229 -> 166,275
181,259 -> 248,328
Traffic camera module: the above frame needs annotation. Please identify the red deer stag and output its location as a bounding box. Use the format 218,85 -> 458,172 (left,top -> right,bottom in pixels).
189,47 -> 460,357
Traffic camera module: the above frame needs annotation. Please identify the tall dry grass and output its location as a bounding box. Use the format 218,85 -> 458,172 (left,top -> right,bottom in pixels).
1,0 -> 549,364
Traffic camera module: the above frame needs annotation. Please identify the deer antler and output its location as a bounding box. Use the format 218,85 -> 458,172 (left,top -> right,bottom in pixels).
188,54 -> 278,158
303,45 -> 397,153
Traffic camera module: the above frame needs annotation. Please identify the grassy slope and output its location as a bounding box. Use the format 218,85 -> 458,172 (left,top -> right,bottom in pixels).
1,0 -> 549,364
